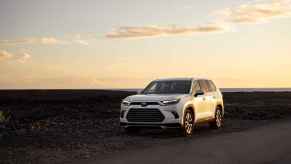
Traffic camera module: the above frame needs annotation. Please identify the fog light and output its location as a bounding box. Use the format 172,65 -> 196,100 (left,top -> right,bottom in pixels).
120,110 -> 125,118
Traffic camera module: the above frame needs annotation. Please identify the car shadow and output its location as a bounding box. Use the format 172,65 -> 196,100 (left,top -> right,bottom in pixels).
121,123 -> 223,139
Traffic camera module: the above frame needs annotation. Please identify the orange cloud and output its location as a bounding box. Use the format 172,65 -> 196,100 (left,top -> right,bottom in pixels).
219,0 -> 291,23
107,0 -> 291,39
0,50 -> 13,62
106,25 -> 224,39
0,50 -> 32,63
39,37 -> 67,45
73,40 -> 89,46
0,37 -> 67,46
0,36 -> 91,46
17,53 -> 31,63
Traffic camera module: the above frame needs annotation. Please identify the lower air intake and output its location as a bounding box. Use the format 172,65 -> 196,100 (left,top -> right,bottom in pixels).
126,108 -> 165,122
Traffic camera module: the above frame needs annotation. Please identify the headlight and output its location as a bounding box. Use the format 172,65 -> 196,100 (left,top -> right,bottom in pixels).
121,100 -> 131,106
160,98 -> 180,105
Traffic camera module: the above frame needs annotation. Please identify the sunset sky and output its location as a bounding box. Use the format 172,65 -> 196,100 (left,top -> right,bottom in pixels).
0,0 -> 291,89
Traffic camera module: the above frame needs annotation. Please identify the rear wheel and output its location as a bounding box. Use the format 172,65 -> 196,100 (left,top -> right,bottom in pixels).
210,108 -> 223,129
181,109 -> 194,137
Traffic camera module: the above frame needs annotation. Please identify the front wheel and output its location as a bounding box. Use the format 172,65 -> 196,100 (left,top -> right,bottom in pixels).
181,109 -> 194,137
210,109 -> 223,129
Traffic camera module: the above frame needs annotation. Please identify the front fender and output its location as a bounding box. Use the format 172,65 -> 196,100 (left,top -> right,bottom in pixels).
179,99 -> 196,125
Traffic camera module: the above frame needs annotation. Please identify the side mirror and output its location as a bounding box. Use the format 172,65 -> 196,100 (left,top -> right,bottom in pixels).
194,90 -> 204,97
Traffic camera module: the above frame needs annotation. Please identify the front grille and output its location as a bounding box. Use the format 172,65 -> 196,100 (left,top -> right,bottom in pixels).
126,108 -> 165,122
130,102 -> 160,106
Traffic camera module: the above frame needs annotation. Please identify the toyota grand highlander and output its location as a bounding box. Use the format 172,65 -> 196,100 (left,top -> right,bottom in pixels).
120,78 -> 224,136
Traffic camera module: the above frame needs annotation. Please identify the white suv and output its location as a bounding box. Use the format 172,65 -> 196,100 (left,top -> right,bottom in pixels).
120,78 -> 224,136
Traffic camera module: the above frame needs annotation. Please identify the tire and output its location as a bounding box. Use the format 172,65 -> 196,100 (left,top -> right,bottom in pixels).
124,127 -> 140,134
210,108 -> 223,129
181,109 -> 194,137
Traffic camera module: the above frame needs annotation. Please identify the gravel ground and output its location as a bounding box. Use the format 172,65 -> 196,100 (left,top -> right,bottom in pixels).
0,90 -> 291,164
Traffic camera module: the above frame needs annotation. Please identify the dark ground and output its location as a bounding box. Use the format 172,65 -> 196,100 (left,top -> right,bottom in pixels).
0,90 -> 291,164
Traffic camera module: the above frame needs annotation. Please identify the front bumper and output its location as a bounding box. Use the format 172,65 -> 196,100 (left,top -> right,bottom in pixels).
120,122 -> 181,129
120,105 -> 182,129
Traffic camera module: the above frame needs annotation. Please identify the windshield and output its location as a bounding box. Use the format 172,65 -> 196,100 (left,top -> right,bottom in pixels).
142,80 -> 192,94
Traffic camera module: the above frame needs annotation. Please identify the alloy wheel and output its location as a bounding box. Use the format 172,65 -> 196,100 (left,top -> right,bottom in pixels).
183,110 -> 194,136
216,110 -> 223,128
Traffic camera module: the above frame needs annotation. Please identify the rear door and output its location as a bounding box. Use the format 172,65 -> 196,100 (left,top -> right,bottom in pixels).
205,80 -> 217,118
197,80 -> 210,119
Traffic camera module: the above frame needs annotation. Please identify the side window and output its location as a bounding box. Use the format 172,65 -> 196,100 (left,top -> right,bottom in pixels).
192,81 -> 201,93
208,80 -> 217,92
198,80 -> 208,93
205,80 -> 215,92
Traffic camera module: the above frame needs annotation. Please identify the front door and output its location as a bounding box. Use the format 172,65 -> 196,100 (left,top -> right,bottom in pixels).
193,81 -> 207,120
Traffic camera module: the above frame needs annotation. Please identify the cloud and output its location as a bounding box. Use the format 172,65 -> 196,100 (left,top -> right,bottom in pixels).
0,50 -> 13,62
73,40 -> 89,46
0,39 -> 30,45
0,37 -> 67,46
17,53 -> 31,63
218,0 -> 291,24
0,35 -> 93,46
106,0 -> 291,39
74,40 -> 89,45
39,37 -> 67,45
0,50 -> 32,63
71,34 -> 90,46
106,25 -> 224,39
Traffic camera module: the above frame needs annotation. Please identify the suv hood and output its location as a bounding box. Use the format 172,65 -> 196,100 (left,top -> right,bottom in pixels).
125,94 -> 188,102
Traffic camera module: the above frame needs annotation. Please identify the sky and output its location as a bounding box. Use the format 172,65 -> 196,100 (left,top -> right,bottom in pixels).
0,0 -> 291,89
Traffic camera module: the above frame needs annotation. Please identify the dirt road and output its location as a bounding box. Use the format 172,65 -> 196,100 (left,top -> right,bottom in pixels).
96,120 -> 291,164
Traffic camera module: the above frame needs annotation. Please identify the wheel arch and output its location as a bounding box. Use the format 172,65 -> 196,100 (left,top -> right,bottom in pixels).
216,104 -> 224,116
181,105 -> 196,125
